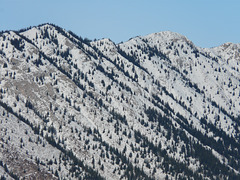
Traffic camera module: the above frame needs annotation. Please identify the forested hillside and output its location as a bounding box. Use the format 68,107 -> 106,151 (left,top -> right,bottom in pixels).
0,24 -> 240,179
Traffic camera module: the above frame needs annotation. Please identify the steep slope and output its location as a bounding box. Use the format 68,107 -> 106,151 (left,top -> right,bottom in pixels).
0,23 -> 240,179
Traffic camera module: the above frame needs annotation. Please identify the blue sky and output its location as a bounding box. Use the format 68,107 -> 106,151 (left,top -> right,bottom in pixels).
1,0 -> 239,48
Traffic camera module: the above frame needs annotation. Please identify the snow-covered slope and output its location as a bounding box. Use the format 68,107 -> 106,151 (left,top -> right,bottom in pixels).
0,23 -> 240,179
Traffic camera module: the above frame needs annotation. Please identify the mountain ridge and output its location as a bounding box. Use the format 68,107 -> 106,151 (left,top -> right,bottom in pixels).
3,23 -> 240,49
0,23 -> 240,179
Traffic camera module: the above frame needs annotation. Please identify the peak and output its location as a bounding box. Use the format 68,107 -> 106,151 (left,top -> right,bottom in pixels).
221,42 -> 240,49
27,23 -> 63,32
150,31 -> 185,38
98,38 -> 114,43
37,23 -> 57,29
123,31 -> 189,44
135,31 -> 196,48
91,38 -> 116,47
144,31 -> 188,42
15,23 -> 61,35
213,42 -> 240,51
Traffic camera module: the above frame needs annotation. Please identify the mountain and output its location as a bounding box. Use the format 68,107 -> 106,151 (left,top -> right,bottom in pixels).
0,23 -> 240,179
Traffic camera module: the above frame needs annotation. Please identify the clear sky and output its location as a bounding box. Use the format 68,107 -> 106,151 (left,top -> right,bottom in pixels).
1,0 -> 239,48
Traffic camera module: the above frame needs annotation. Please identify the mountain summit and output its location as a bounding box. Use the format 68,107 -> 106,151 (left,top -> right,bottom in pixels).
0,24 -> 240,179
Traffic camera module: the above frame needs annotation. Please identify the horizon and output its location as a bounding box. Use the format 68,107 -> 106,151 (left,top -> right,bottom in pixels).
1,0 -> 240,48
